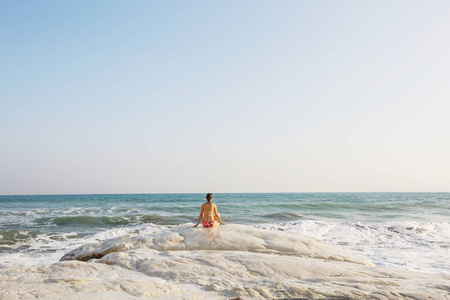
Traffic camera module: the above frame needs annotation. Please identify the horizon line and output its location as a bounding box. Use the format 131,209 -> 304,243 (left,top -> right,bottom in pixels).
1,191 -> 449,197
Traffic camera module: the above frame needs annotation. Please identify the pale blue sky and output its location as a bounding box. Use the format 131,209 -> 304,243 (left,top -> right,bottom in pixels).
1,1 -> 449,194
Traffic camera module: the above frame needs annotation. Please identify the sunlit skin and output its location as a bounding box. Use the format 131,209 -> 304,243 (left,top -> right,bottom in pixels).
194,194 -> 227,227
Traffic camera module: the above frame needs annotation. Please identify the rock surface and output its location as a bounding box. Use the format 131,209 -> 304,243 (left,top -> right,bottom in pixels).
2,224 -> 449,299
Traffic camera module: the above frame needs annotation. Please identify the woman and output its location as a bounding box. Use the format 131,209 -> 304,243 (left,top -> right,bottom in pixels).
193,193 -> 227,227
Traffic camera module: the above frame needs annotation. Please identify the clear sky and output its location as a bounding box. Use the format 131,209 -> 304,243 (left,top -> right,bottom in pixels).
1,1 -> 449,195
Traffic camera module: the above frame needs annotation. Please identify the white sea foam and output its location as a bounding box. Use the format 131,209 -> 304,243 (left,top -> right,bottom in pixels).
256,220 -> 450,274
0,223 -> 167,265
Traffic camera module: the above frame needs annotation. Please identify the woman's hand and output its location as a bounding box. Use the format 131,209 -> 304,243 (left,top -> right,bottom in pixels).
193,224 -> 199,228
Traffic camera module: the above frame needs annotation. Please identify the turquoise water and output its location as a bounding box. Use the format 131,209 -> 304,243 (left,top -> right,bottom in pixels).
1,193 -> 449,242
1,193 -> 448,233
0,193 -> 449,273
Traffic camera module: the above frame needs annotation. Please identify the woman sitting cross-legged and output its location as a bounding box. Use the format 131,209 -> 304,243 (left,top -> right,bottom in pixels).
193,193 -> 227,228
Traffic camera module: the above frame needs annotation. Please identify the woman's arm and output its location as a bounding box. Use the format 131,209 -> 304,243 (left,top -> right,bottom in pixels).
214,204 -> 227,225
194,205 -> 204,227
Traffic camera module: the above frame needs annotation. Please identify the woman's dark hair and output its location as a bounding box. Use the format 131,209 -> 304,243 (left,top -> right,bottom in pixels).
206,193 -> 213,203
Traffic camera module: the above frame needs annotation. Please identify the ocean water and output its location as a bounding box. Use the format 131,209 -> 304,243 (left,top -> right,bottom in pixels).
0,193 -> 449,274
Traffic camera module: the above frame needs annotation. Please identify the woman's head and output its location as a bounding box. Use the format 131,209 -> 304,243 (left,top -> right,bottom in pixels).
206,193 -> 213,202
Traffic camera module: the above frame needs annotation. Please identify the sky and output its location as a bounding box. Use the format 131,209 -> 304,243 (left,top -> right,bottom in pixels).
1,1 -> 449,195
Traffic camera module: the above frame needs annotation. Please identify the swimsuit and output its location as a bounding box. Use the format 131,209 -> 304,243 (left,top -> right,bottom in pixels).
202,211 -> 216,227
203,220 -> 216,227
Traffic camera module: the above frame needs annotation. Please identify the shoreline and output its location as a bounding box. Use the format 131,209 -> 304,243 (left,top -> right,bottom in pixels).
2,220 -> 449,275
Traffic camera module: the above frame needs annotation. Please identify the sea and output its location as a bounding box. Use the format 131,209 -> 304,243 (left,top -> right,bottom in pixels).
0,193 -> 449,275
